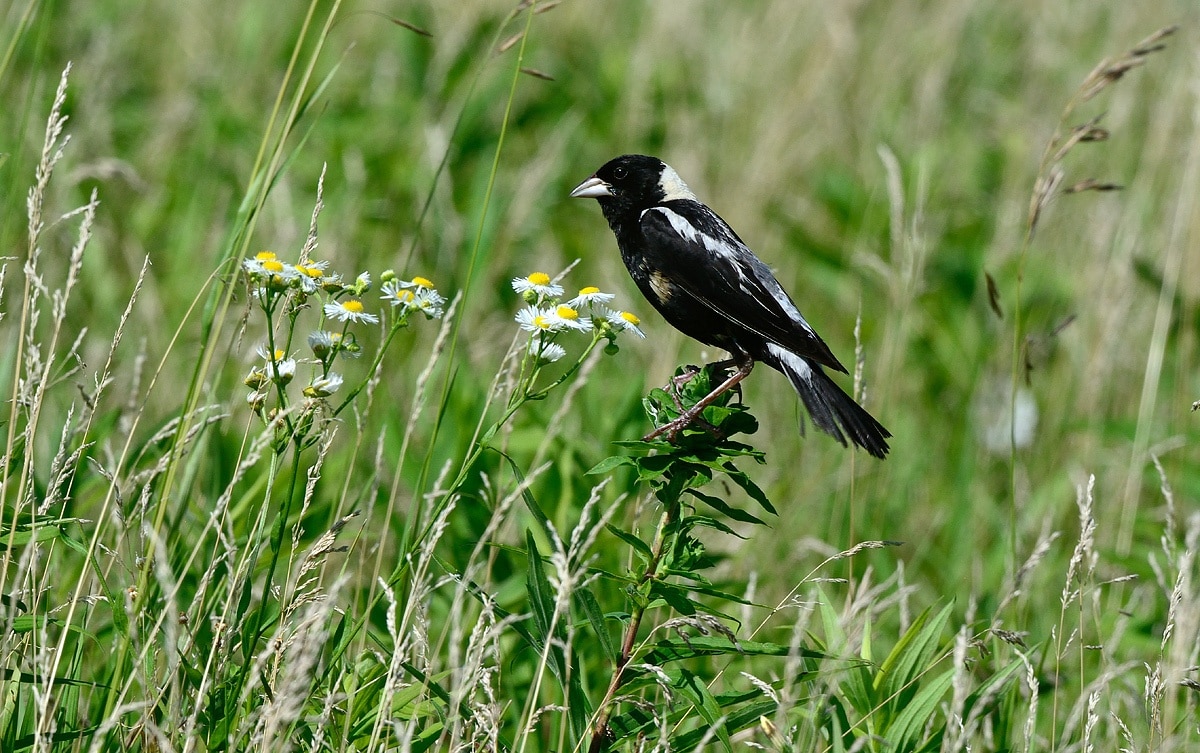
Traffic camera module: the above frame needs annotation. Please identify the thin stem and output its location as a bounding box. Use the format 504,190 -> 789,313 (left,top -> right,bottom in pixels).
589,504 -> 676,753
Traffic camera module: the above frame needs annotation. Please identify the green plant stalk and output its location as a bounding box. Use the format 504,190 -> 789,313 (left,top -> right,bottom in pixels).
404,0 -> 538,558
107,0 -> 337,717
233,435 -> 306,701
589,504 -> 677,753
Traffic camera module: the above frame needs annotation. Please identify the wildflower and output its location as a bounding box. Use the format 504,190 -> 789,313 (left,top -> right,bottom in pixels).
324,299 -> 379,324
405,276 -> 436,290
412,287 -> 446,319
537,340 -> 568,364
512,272 -> 563,300
568,286 -> 615,308
244,251 -> 299,287
266,357 -> 296,384
295,259 -> 329,292
605,309 -> 646,338
350,272 -> 372,295
308,330 -> 337,360
515,306 -> 561,333
550,304 -> 592,331
304,372 -> 344,398
247,389 -> 268,412
383,276 -> 446,319
381,280 -> 414,307
244,367 -> 268,390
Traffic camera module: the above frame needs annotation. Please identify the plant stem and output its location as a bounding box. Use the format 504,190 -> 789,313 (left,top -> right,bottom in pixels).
588,504 -> 676,753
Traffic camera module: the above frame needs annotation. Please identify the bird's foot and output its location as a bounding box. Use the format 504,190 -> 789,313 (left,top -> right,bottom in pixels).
643,408 -> 725,443
645,358 -> 755,443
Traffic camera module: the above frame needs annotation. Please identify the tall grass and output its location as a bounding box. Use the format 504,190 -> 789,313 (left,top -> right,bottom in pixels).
1,0 -> 1199,750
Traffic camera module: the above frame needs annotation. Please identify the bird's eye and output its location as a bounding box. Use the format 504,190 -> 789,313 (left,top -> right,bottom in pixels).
612,166 -> 628,180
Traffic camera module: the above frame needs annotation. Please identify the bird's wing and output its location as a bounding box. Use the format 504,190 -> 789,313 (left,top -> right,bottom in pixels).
640,203 -> 846,373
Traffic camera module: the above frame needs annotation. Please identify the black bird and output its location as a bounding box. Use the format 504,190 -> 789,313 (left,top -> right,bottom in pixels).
570,154 -> 890,458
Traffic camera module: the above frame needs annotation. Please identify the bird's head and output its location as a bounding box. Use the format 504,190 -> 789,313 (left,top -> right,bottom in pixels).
570,155 -> 697,215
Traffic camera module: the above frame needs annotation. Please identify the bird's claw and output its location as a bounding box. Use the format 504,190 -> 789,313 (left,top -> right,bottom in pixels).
643,409 -> 726,443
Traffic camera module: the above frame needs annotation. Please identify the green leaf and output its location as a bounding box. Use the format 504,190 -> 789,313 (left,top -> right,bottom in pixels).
497,451 -> 551,537
0,525 -> 63,548
524,530 -> 554,643
587,455 -> 636,475
577,586 -> 617,663
721,462 -> 776,515
648,580 -> 698,615
680,513 -> 742,538
672,698 -> 777,750
888,667 -> 955,751
640,636 -> 826,665
606,524 -> 653,561
673,668 -> 733,753
875,603 -> 954,717
685,490 -> 766,526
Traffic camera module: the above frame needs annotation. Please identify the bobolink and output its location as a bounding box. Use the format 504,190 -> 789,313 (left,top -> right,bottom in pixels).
571,154 -> 890,458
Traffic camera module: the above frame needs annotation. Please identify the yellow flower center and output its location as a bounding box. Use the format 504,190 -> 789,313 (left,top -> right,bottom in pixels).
343,300 -> 365,314
271,349 -> 285,361
256,251 -> 278,261
297,263 -> 324,278
579,286 -> 600,295
620,311 -> 641,326
532,315 -> 551,329
527,272 -> 551,286
399,290 -> 415,302
262,260 -> 284,273
556,305 -> 579,320
412,276 -> 434,288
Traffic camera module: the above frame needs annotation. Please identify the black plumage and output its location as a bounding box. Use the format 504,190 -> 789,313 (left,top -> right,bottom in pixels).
571,154 -> 890,458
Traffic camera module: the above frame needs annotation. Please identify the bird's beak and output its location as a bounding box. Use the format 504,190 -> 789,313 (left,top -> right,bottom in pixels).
569,175 -> 613,199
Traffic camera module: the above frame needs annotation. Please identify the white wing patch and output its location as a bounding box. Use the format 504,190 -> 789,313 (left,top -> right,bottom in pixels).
644,206 -> 740,259
643,206 -> 821,346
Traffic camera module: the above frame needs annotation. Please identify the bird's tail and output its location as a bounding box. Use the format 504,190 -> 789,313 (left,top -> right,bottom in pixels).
762,343 -> 891,459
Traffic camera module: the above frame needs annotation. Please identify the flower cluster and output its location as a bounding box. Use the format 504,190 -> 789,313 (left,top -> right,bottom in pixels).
511,271 -> 644,366
242,250 -> 446,422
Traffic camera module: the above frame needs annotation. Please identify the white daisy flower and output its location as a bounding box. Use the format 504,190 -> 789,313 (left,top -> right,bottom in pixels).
568,286 -> 615,308
399,276 -> 436,290
413,287 -> 446,319
304,372 -> 344,398
244,250 -> 300,285
533,341 -> 567,364
605,308 -> 646,338
515,306 -> 562,333
294,259 -> 330,292
511,272 -> 563,299
549,304 -> 592,331
324,299 -> 379,324
381,280 -> 416,308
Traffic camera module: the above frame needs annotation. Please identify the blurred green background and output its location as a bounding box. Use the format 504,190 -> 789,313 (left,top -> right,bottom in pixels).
3,0 -> 1198,660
